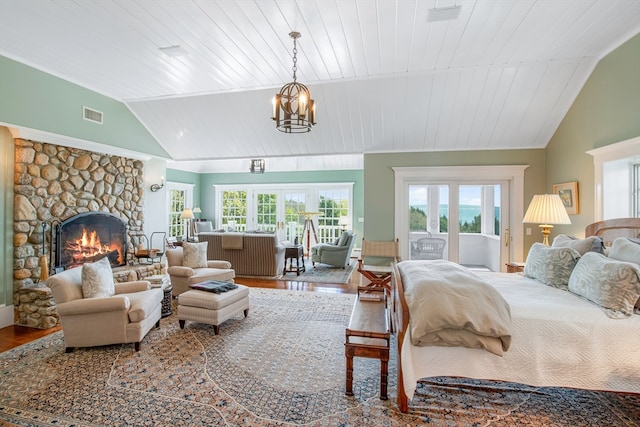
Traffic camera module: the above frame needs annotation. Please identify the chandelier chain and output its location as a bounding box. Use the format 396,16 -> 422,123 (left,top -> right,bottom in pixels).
291,37 -> 298,82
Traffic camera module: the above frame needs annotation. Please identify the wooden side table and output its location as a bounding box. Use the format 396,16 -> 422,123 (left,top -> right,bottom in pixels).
283,245 -> 305,276
506,262 -> 525,273
161,284 -> 173,318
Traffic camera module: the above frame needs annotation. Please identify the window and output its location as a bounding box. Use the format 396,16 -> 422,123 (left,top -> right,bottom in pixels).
166,182 -> 193,238
215,183 -> 353,243
318,189 -> 349,242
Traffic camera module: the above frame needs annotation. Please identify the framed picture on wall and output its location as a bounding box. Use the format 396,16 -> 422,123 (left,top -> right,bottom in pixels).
553,181 -> 579,215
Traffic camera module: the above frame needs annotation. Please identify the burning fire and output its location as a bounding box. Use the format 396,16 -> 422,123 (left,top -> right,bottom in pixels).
66,227 -> 123,265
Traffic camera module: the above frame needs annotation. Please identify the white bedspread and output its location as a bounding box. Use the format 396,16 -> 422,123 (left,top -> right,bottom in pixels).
401,271 -> 640,400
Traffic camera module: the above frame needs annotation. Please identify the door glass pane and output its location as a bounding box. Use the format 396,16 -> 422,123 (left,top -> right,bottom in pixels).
285,192 -> 306,242
318,189 -> 348,244
221,190 -> 247,231
459,184 -> 501,271
256,193 -> 277,232
409,185 -> 448,260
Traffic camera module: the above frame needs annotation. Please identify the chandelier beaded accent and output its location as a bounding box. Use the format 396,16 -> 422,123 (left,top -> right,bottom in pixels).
272,31 -> 316,133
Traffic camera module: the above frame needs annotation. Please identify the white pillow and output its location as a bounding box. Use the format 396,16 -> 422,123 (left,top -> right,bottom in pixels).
183,241 -> 208,268
81,257 -> 115,298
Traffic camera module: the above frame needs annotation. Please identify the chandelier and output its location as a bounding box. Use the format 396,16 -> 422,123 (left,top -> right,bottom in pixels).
272,31 -> 316,133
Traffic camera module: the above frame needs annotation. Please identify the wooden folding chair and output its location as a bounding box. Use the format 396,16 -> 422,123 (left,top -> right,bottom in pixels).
357,238 -> 400,295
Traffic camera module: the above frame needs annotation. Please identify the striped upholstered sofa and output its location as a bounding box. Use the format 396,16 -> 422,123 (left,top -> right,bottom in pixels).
198,232 -> 286,277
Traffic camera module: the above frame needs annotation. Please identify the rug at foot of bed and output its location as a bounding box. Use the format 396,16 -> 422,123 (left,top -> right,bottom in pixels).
409,376 -> 640,426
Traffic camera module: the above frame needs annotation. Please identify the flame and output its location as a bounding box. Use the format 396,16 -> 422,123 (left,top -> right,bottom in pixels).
66,226 -> 124,265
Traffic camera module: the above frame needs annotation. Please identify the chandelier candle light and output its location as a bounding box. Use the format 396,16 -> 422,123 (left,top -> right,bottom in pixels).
272,31 -> 316,133
522,194 -> 571,245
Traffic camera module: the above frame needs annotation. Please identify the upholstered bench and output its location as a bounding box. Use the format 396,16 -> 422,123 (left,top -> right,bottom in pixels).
177,284 -> 250,334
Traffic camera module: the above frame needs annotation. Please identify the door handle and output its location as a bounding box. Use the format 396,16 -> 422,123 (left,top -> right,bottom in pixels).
504,228 -> 510,246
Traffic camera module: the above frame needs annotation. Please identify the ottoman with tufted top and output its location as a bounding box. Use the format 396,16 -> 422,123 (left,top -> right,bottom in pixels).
177,284 -> 250,334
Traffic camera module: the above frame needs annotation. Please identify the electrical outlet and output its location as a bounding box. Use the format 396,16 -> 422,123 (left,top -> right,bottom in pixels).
526,228 -> 532,236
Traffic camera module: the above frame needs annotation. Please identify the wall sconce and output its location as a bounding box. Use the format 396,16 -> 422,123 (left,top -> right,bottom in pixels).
150,176 -> 164,192
250,159 -> 265,174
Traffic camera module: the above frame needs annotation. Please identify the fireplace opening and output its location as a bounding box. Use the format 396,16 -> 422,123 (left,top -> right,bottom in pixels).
55,212 -> 128,271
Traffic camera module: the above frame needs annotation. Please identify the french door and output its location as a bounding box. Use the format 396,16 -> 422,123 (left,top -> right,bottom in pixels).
252,190 -> 308,242
394,166 -> 527,271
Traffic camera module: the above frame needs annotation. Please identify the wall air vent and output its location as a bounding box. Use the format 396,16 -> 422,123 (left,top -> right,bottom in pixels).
83,106 -> 103,124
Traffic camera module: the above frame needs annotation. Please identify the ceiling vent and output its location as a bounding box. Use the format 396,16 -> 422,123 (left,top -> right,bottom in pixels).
83,106 -> 103,124
427,5 -> 462,22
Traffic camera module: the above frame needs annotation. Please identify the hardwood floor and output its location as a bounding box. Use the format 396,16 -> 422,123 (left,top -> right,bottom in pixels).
0,270 -> 363,353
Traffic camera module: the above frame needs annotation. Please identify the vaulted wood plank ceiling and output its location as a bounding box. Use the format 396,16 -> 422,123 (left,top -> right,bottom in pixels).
1,0 -> 638,172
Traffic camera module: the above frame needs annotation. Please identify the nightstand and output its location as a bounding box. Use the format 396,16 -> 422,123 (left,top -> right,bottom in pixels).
506,262 -> 525,273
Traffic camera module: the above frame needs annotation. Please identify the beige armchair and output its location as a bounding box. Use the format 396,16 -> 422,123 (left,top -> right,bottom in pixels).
47,266 -> 163,352
166,246 -> 236,296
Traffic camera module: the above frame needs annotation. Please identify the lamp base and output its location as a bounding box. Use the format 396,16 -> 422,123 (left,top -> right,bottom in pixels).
539,224 -> 553,246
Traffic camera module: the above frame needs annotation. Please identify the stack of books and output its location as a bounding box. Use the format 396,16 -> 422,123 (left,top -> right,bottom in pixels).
146,274 -> 169,288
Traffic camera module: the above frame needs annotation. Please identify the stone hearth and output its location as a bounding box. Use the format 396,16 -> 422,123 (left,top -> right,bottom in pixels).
13,138 -> 151,328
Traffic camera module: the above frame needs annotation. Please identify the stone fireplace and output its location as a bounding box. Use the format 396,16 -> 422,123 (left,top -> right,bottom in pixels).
13,138 -> 151,328
55,212 -> 128,271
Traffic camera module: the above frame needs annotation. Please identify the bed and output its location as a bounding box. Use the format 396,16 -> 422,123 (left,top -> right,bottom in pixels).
392,218 -> 640,413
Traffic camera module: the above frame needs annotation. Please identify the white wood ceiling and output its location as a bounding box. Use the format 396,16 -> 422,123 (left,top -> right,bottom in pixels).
1,0 -> 639,172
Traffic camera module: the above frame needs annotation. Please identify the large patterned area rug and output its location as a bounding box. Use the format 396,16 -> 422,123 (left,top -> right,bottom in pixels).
1,289 -> 639,426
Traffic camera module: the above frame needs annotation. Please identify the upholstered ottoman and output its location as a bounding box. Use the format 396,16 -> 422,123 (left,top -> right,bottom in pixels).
177,285 -> 250,334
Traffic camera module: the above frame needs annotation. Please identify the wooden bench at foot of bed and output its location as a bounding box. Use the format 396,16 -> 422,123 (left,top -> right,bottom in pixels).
345,290 -> 390,400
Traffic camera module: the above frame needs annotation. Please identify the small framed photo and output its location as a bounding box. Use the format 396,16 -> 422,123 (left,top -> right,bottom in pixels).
553,181 -> 579,215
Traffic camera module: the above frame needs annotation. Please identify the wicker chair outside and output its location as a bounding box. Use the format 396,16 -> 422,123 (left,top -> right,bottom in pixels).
413,237 -> 446,260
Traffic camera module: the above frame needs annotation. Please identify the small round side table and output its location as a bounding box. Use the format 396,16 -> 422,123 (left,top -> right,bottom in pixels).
161,284 -> 173,318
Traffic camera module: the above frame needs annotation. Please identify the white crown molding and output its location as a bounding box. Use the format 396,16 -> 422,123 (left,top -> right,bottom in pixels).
3,123 -> 153,161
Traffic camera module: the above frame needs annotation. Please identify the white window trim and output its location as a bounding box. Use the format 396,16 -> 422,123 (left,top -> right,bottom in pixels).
587,136 -> 640,221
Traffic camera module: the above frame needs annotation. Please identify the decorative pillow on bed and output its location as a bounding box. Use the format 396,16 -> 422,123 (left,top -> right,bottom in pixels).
523,243 -> 580,289
183,241 -> 209,269
551,234 -> 605,255
607,237 -> 640,264
607,238 -> 640,310
568,252 -> 640,318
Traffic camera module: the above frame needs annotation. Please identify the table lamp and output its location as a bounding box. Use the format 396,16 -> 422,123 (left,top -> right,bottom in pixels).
181,208 -> 194,241
522,194 -> 571,245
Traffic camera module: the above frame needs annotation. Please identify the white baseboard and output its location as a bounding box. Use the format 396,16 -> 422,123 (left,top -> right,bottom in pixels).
0,305 -> 14,328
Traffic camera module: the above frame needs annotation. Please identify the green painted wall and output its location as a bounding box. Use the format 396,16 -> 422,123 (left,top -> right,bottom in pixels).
363,149 -> 546,251
189,170 -> 365,242
0,55 -> 169,158
546,34 -> 640,236
1,127 -> 14,309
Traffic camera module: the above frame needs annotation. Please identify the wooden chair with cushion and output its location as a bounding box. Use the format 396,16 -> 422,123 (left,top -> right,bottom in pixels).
357,238 -> 400,295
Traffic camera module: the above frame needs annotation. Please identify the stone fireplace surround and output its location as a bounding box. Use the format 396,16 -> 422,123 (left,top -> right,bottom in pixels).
13,138 -> 161,328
